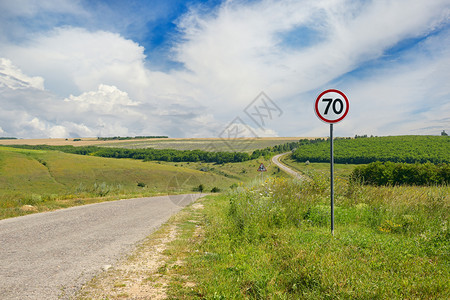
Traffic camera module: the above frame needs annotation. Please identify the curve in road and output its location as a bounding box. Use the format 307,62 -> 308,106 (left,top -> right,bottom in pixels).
271,152 -> 305,180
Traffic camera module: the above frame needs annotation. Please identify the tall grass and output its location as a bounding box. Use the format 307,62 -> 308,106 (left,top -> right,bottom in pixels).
181,173 -> 449,298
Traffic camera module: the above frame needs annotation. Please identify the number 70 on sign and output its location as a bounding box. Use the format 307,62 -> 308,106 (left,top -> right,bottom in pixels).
314,89 -> 349,124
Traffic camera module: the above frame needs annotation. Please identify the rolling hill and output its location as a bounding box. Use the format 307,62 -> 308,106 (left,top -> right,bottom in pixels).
0,146 -> 237,219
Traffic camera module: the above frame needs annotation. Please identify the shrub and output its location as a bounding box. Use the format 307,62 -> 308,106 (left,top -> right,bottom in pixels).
192,184 -> 204,192
351,162 -> 449,186
211,187 -> 221,193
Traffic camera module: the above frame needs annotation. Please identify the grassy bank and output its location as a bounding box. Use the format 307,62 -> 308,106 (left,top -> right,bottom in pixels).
166,174 -> 449,298
280,153 -> 357,180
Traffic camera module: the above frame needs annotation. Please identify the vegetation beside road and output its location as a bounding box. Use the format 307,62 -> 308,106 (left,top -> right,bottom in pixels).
352,161 -> 449,186
164,172 -> 449,298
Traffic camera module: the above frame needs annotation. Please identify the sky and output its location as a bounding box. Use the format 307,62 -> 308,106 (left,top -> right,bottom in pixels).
0,0 -> 449,139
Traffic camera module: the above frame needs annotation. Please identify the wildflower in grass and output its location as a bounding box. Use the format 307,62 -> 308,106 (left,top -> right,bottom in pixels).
379,219 -> 402,233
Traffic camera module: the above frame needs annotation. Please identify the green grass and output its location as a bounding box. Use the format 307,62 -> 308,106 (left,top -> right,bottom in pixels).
159,158 -> 287,182
165,169 -> 449,298
280,153 -> 357,180
0,147 -> 284,219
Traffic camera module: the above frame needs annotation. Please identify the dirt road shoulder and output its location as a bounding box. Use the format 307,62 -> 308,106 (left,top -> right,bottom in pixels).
77,200 -> 205,299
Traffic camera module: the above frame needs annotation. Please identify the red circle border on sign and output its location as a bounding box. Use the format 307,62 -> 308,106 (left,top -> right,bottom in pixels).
314,89 -> 349,124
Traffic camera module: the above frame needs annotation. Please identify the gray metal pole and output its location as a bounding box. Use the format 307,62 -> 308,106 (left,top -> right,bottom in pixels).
330,123 -> 334,236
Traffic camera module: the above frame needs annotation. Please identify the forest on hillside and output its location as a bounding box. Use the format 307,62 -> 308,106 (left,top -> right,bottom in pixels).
292,135 -> 449,164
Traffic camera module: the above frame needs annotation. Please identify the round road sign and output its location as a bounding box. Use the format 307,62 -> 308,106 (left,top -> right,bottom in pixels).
315,89 -> 349,123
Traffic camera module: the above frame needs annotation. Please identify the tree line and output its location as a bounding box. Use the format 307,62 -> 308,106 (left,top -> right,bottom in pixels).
96,136 -> 168,141
351,162 -> 449,186
4,145 -> 253,163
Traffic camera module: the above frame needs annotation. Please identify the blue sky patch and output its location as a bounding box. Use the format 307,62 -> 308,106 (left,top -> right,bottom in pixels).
277,25 -> 325,50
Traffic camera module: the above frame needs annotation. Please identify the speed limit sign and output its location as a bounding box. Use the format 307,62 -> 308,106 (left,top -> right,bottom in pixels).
314,89 -> 349,236
315,89 -> 349,123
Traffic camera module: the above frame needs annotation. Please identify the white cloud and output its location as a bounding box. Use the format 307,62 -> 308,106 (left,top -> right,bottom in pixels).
0,58 -> 213,138
171,0 -> 450,117
0,0 -> 449,139
29,117 -> 46,131
339,26 -> 450,136
0,58 -> 44,90
0,26 -> 206,116
1,27 -> 148,97
65,84 -> 140,112
61,84 -> 149,137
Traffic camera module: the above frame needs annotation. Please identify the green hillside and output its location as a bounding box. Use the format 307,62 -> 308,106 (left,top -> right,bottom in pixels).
0,146 -> 272,219
292,136 -> 449,164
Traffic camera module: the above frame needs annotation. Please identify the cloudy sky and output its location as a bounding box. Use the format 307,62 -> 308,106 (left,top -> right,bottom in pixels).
0,0 -> 449,139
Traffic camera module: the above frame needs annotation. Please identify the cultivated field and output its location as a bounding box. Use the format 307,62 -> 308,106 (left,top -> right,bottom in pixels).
0,137 -> 303,152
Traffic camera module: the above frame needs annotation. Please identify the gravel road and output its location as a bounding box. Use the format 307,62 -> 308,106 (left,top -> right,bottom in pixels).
0,194 -> 202,299
272,152 -> 305,180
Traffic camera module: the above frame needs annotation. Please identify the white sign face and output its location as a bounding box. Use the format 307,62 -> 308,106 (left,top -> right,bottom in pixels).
315,89 -> 349,124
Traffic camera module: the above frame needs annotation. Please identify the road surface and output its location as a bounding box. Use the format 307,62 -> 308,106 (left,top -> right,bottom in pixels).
272,152 -> 305,180
0,194 -> 202,299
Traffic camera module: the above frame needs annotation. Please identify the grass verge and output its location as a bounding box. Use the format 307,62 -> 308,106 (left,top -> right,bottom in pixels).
169,176 -> 448,298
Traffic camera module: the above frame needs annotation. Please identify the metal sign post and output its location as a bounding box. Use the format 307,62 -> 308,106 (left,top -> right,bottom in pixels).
330,123 -> 334,235
257,163 -> 267,181
314,89 -> 349,235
